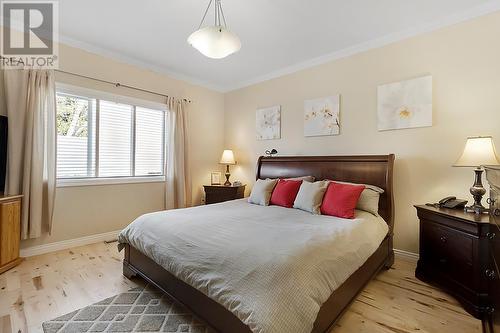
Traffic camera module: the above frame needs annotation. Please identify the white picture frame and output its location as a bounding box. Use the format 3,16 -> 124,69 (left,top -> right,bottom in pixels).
256,105 -> 281,140
211,172 -> 222,185
304,95 -> 340,137
377,75 -> 432,131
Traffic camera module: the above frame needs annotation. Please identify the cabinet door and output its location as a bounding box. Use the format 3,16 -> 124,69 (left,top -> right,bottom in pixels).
0,200 -> 21,265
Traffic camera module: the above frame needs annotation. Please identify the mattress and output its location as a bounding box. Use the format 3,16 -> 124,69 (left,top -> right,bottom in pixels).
118,199 -> 388,333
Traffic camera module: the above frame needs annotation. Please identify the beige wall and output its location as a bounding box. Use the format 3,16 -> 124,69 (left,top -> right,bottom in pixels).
19,43 -> 225,248
224,12 -> 500,253
5,11 -> 500,252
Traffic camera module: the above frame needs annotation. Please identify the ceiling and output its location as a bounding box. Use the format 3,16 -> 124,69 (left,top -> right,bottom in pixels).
58,0 -> 500,92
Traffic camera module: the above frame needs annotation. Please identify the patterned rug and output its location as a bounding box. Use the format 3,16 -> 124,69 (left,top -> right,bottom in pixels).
42,285 -> 214,333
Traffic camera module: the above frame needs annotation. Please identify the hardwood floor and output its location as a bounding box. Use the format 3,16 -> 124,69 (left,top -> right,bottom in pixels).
0,242 -> 481,333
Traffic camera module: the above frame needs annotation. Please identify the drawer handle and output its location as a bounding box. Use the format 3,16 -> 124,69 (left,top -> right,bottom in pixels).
487,232 -> 496,240
439,258 -> 447,264
485,269 -> 496,280
440,236 -> 447,243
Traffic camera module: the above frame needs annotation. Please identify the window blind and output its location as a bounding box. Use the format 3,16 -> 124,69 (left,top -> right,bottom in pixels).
135,107 -> 164,176
56,89 -> 166,181
56,94 -> 96,178
98,100 -> 133,177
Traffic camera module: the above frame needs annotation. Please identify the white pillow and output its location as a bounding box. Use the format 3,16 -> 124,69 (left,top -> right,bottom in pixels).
357,189 -> 381,216
293,181 -> 328,214
329,180 -> 382,216
333,180 -> 384,194
248,179 -> 278,206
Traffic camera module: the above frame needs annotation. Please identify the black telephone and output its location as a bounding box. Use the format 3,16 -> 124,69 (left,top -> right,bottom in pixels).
437,196 -> 468,209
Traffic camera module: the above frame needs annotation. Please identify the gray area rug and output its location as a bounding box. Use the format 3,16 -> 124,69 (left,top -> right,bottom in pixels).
42,285 -> 214,333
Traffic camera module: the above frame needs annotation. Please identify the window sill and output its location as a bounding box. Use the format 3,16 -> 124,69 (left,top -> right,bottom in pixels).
57,176 -> 165,188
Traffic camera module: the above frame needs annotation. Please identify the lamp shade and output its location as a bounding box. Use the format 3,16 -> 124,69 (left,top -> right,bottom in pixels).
219,150 -> 236,165
454,136 -> 500,167
187,26 -> 241,59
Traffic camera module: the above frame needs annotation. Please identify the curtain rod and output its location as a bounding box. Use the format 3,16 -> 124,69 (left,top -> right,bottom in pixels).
55,69 -> 192,103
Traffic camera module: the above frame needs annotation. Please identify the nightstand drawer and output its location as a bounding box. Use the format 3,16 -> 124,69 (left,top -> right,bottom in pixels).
421,220 -> 474,286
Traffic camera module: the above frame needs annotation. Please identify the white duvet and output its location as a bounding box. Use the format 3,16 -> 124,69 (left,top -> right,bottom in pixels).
118,199 -> 388,333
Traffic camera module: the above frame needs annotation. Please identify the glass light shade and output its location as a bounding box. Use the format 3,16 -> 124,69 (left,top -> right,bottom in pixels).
219,150 -> 236,165
187,26 -> 241,59
454,136 -> 500,167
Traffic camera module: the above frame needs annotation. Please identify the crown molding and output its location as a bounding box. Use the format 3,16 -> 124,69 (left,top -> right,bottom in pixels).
226,0 -> 500,92
59,34 -> 228,93
20,0 -> 500,93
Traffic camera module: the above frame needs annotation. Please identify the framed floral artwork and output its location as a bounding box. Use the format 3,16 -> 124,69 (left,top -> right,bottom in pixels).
377,75 -> 432,131
256,105 -> 281,140
304,95 -> 340,137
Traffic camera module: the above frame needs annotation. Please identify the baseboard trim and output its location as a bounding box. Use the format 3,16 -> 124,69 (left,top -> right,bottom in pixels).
20,232 -> 420,261
394,248 -> 419,261
20,230 -> 121,257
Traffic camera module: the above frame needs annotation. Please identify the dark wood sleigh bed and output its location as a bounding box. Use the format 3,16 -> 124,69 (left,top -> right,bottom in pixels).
122,154 -> 395,333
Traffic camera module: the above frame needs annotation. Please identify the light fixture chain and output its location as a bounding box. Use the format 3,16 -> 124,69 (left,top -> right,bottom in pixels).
215,0 -> 219,26
197,0 -> 214,30
219,0 -> 228,28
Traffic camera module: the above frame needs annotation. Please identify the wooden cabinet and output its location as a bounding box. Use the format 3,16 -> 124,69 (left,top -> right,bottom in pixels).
203,185 -> 246,205
490,210 -> 500,332
0,195 -> 23,274
415,204 -> 497,322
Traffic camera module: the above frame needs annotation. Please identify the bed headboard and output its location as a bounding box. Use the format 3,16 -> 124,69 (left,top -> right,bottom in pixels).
256,155 -> 395,230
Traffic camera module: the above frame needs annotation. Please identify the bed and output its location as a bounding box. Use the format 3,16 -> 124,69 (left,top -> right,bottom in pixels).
119,155 -> 395,333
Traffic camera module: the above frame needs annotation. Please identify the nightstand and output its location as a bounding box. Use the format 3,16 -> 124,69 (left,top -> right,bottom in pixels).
414,205 -> 498,321
203,185 -> 246,204
490,209 -> 500,332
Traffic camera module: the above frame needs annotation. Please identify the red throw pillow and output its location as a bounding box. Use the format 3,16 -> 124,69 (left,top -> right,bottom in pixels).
270,179 -> 303,208
321,182 -> 365,219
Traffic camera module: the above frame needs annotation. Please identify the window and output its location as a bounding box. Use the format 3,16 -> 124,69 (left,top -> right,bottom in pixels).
56,93 -> 95,178
56,87 -> 166,185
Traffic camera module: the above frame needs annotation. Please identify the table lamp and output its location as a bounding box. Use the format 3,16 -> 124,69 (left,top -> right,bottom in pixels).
454,136 -> 500,214
219,150 -> 236,186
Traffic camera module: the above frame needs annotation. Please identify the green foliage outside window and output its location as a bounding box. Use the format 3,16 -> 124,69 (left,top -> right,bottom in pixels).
56,95 -> 89,137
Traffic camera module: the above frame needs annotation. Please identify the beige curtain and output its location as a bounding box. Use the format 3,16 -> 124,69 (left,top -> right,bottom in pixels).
165,97 -> 192,209
4,69 -> 56,239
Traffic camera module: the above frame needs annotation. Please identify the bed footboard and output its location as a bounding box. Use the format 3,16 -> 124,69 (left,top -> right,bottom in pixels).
123,243 -> 252,333
123,234 -> 393,333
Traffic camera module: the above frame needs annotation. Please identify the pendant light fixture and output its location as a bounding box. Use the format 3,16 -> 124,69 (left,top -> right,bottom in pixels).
187,0 -> 241,59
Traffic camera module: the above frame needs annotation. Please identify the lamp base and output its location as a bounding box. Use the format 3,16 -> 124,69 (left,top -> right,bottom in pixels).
464,204 -> 489,215
224,164 -> 231,187
466,167 -> 488,214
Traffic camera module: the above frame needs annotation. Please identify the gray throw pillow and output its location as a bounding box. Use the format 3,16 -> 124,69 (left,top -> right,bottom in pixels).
286,176 -> 315,182
293,181 -> 328,214
248,179 -> 278,206
357,189 -> 381,216
329,180 -> 383,216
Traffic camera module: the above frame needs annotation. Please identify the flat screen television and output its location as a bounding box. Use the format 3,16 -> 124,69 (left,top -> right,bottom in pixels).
0,116 -> 7,194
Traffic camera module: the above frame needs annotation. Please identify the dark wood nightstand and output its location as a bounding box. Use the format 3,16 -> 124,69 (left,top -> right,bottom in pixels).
203,185 -> 246,205
415,204 -> 499,323
490,209 -> 500,332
